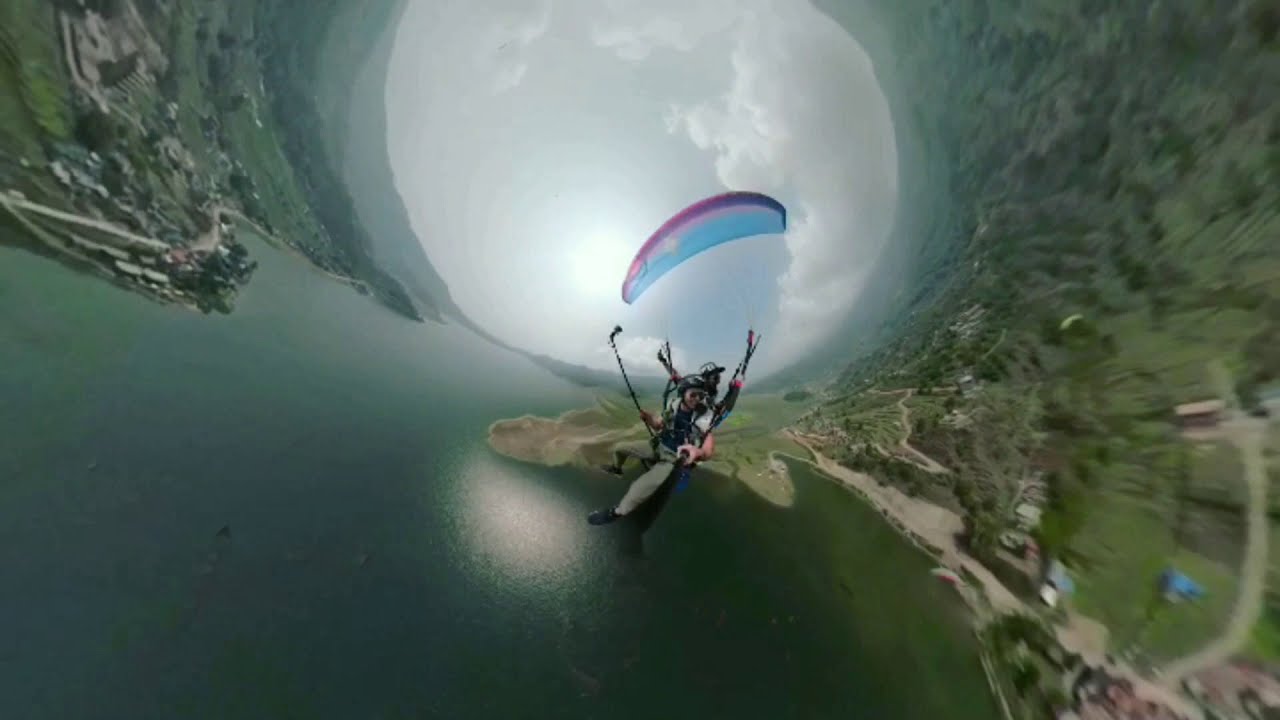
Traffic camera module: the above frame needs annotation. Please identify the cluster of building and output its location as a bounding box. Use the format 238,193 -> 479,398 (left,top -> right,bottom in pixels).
939,370 -> 981,429
998,472 -> 1048,567
48,143 -> 110,200
1061,666 -> 1190,720
1175,399 -> 1228,437
1174,392 -> 1277,434
36,1 -> 263,311
107,251 -> 178,295
46,141 -> 190,246
52,1 -> 232,236
1184,660 -> 1280,719
102,238 -> 254,308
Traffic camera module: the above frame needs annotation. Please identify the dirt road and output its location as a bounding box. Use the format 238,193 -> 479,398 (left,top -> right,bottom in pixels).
1159,416 -> 1270,686
894,390 -> 951,474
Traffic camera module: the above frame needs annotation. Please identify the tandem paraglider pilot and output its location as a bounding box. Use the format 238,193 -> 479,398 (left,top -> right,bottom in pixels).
588,190 -> 780,526
587,375 -> 718,526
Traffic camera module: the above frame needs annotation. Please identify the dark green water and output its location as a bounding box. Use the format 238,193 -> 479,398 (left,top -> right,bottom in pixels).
0,238 -> 996,719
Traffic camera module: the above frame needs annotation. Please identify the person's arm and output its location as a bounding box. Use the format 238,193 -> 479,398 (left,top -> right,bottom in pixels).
677,433 -> 713,463
699,432 -> 715,460
639,409 -> 664,431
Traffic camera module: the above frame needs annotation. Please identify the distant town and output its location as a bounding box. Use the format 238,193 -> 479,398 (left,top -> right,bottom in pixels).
0,0 -> 384,314
791,294 -> 1280,720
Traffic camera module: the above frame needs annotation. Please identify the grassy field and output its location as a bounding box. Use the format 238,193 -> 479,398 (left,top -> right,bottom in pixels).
1244,521 -> 1280,663
837,390 -> 903,415
1059,402 -> 1248,664
904,392 -> 952,428
1098,312 -> 1241,403
568,390 -> 811,478
223,104 -> 323,246
1068,489 -> 1239,663
208,2 -> 330,253
594,392 -> 645,429
1175,440 -> 1250,570
1269,424 -> 1280,515
593,389 -> 812,433
1249,426 -> 1280,663
165,3 -> 218,169
712,394 -> 809,475
0,0 -> 73,203
817,393 -> 905,449
0,0 -> 72,142
1244,512 -> 1274,661
1185,440 -> 1249,506
0,36 -> 48,166
717,392 -> 812,432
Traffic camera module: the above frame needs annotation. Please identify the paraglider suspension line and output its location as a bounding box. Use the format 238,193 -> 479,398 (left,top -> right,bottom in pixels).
709,329 -> 762,432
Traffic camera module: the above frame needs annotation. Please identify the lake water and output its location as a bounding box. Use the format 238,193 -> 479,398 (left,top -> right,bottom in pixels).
0,237 -> 996,719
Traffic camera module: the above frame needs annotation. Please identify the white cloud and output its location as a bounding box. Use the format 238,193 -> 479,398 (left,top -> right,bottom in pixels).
387,0 -> 897,378
658,1 -> 898,370
491,62 -> 529,93
485,1 -> 553,94
590,0 -> 738,61
593,334 -> 689,376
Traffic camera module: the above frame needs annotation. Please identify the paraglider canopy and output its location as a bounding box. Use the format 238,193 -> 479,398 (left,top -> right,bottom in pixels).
621,191 -> 787,304
1060,314 -> 1086,331
930,567 -> 963,586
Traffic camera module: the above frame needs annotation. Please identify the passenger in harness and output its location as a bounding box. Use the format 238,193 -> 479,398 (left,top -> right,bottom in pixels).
587,375 -> 718,526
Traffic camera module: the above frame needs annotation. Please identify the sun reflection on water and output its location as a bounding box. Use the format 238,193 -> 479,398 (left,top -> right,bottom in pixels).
449,449 -> 587,595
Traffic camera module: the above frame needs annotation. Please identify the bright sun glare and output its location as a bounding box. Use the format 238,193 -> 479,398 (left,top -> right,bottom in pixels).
569,233 -> 635,302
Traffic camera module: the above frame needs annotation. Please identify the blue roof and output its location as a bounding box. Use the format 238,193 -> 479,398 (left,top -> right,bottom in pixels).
1160,568 -> 1205,598
1047,559 -> 1075,594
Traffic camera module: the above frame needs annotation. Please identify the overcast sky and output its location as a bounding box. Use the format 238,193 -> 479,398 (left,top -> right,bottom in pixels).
385,0 -> 897,378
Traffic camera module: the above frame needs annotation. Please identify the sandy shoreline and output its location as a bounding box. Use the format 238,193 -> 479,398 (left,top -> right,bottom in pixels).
1,199 -> 207,314
781,429 -> 1023,615
487,406 -> 642,467
781,430 -> 1205,719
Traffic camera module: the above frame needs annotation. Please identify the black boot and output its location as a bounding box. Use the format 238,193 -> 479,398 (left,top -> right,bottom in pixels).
588,507 -> 621,526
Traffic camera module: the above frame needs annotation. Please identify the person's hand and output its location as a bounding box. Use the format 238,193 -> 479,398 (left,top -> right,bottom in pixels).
677,444 -> 702,463
639,409 -> 654,426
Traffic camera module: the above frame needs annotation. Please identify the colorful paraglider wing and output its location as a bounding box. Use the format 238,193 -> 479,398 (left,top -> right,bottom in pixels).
622,191 -> 787,304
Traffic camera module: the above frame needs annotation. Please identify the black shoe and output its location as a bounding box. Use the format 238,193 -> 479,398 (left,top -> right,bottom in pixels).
588,508 -> 621,526
599,464 -> 623,477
